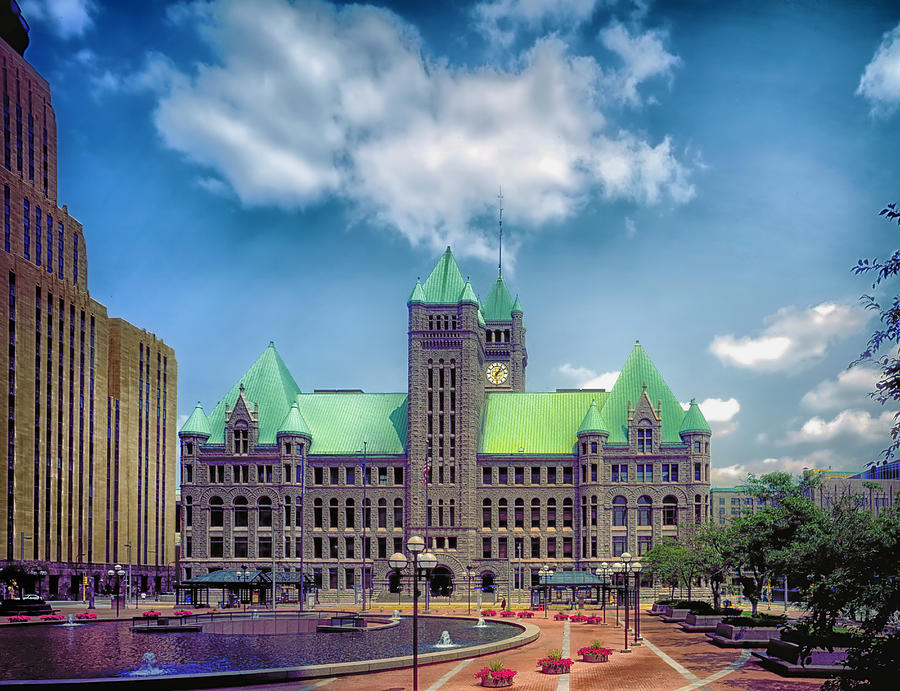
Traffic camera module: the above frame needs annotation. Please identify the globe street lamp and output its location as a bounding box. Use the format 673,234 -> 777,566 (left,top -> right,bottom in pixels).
465,565 -> 476,614
389,536 -> 437,691
595,562 -> 611,625
632,561 -> 643,646
107,565 -> 125,617
612,562 -> 624,628
539,565 -> 554,617
619,552 -> 633,653
237,565 -> 253,612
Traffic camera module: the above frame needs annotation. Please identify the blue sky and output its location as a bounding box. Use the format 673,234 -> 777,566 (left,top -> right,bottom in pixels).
17,0 -> 900,483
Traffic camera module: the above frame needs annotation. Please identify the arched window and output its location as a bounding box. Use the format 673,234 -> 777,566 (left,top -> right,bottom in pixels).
498,498 -> 508,529
438,499 -> 445,527
259,496 -> 272,527
313,498 -> 323,528
481,572 -> 496,594
531,498 -> 541,527
449,498 -> 456,526
185,496 -> 193,527
296,496 -> 303,526
394,498 -> 403,528
345,497 -> 355,529
581,496 -> 587,527
482,498 -> 492,528
562,498 -> 573,528
514,498 -> 524,528
378,498 -> 387,529
663,495 -> 678,526
612,495 -> 627,526
234,496 -> 248,528
637,495 -> 652,526
426,498 -> 433,527
547,498 -> 557,528
694,494 -> 702,524
209,496 -> 223,527
590,495 -> 598,526
328,498 -> 339,528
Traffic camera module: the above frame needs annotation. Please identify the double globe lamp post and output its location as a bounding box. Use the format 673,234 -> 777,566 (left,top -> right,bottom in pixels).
107,565 -> 126,617
389,535 -> 437,691
538,565 -> 554,617
615,552 -> 643,653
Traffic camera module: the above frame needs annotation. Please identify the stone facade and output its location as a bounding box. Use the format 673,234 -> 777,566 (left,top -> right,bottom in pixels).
180,250 -> 712,602
0,19 -> 177,597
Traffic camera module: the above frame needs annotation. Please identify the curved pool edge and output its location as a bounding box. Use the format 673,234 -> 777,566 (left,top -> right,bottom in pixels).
0,616 -> 540,690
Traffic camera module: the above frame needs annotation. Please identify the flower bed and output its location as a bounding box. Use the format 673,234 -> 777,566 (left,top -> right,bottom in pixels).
173,610 -> 193,616
480,609 -> 497,617
578,642 -> 612,663
570,615 -> 587,623
474,660 -> 517,688
142,611 -> 162,618
553,613 -> 570,621
40,614 -> 65,621
499,610 -> 517,617
516,611 -> 534,618
586,616 -> 603,624
75,612 -> 97,620
537,649 -> 574,674
6,615 -> 30,623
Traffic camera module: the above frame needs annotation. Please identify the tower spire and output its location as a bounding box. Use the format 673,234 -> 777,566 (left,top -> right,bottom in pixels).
498,185 -> 503,277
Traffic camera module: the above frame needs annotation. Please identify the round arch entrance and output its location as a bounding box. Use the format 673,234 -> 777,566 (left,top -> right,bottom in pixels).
430,566 -> 453,598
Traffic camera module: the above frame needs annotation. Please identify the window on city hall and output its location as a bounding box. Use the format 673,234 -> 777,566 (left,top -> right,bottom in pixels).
637,428 -> 652,453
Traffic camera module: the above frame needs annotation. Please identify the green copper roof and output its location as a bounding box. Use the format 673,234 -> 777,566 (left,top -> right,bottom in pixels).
278,402 -> 311,437
603,342 -> 685,444
408,280 -> 426,304
477,309 -> 486,327
511,295 -> 523,315
420,247 -> 467,304
680,398 -> 711,435
206,342 -> 302,444
483,275 -> 516,321
461,279 -> 479,305
180,402 -> 211,437
577,399 -> 609,436
480,391 -> 609,454
296,393 -> 407,455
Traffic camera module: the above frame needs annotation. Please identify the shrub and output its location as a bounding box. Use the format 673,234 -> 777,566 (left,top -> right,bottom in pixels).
722,613 -> 787,627
6,615 -> 30,623
577,639 -> 613,656
537,649 -> 574,669
75,612 -> 97,620
670,600 -> 713,610
688,604 -> 742,616
474,659 -> 517,682
40,614 -> 65,621
781,621 -> 858,648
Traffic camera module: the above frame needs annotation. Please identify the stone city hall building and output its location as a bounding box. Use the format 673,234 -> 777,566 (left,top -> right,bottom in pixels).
180,248 -> 712,601
0,5 -> 177,597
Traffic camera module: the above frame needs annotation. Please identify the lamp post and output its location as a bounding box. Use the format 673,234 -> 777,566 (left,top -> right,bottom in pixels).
632,561 -> 642,646
619,552 -> 633,653
539,565 -> 554,618
388,536 -> 436,691
107,565 -> 125,617
236,565 -> 252,612
595,562 -> 610,625
360,440 -> 368,614
465,565 -> 476,614
612,562 -> 623,628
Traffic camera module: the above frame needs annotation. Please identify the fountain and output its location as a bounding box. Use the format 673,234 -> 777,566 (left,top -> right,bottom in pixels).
392,609 -> 401,620
57,613 -> 81,627
474,617 -> 488,628
128,653 -> 164,676
434,630 -> 457,648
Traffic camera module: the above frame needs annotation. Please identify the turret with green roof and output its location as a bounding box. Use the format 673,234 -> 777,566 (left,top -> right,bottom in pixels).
483,274 -> 516,321
680,399 -> 711,436
277,401 -> 312,439
577,399 -> 609,437
180,402 -> 211,438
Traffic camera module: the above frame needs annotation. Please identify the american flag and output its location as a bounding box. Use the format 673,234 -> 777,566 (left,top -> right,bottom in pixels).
423,462 -> 430,487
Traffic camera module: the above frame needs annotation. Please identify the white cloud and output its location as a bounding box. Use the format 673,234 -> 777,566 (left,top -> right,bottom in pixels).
681,396 -> 740,436
196,177 -> 230,197
472,0 -> 602,47
784,409 -> 895,445
143,0 -> 694,262
19,0 -> 96,39
599,20 -> 680,105
857,22 -> 900,117
557,363 -> 619,390
624,216 -> 637,237
711,463 -> 746,484
710,302 -> 867,371
712,449 -> 862,486
801,367 -> 879,412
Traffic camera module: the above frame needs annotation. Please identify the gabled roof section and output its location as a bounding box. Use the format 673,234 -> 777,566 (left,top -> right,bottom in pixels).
297,393 -> 407,455
577,399 -> 609,436
680,398 -> 711,435
603,341 -> 685,443
206,342 -> 302,444
421,247 -> 467,304
480,391 -> 609,454
483,274 -> 516,321
278,401 -> 312,437
180,402 -> 211,437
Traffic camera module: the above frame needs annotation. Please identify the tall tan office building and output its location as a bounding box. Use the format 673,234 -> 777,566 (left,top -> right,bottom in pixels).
0,4 -> 177,597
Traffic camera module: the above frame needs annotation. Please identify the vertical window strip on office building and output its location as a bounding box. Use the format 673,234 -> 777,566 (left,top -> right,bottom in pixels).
22,198 -> 28,260
137,343 -> 143,562
154,352 -> 160,565
45,213 -> 51,272
15,80 -> 21,171
27,106 -> 33,181
73,233 -> 78,284
67,304 -> 74,560
6,271 -> 15,559
113,400 -> 119,563
34,206 -> 40,266
44,292 -> 52,558
41,105 -> 47,196
32,285 -> 40,558
87,315 -> 94,563
55,297 -> 62,561
3,185 -> 9,252
76,310 -> 85,562
161,356 -> 167,565
105,396 -> 111,563
56,222 -> 62,280
2,66 -> 9,170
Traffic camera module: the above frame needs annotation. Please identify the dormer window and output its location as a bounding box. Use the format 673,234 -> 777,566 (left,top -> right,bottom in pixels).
637,428 -> 653,453
234,428 -> 249,455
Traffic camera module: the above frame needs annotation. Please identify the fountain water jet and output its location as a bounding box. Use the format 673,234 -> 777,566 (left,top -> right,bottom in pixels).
57,614 -> 81,627
434,630 -> 457,648
128,652 -> 164,676
474,617 -> 488,628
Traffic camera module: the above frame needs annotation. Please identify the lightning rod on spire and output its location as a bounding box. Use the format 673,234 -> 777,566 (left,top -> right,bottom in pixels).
498,185 -> 503,277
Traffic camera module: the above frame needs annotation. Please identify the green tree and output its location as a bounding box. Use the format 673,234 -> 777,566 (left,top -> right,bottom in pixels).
852,202 -> 900,464
644,537 -> 703,600
690,522 -> 735,611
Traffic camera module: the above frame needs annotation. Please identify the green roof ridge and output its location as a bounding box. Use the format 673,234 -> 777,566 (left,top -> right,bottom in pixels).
680,398 -> 711,435
421,247 -> 467,304
511,295 -> 523,315
278,401 -> 312,436
460,279 -> 479,305
206,342 -> 302,445
601,341 -> 685,444
577,399 -> 609,435
180,402 -> 211,437
407,279 -> 426,304
483,274 -> 516,321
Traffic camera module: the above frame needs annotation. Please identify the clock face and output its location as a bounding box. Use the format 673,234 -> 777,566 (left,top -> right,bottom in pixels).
486,362 -> 509,385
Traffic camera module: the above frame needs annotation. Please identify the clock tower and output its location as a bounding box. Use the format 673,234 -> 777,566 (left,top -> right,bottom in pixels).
482,274 -> 527,392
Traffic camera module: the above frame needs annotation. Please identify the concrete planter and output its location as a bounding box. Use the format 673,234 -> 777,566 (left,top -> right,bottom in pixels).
705,622 -> 782,648
480,676 -> 514,687
660,608 -> 690,623
679,613 -> 725,633
752,639 -> 849,677
580,652 -> 609,663
540,663 -> 571,675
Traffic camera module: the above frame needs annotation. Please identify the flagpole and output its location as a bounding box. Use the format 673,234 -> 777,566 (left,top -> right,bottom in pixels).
361,441 -> 367,613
